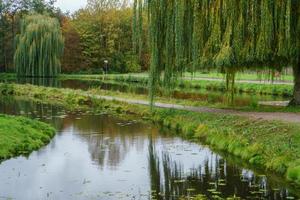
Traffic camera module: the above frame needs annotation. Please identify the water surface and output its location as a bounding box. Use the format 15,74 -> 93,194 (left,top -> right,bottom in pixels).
0,97 -> 298,200
0,77 -> 289,107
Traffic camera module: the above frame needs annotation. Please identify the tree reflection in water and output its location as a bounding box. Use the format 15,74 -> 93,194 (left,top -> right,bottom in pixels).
148,136 -> 296,200
0,97 -> 298,199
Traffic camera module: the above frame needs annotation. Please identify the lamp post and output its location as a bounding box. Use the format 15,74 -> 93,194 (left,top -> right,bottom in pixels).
104,60 -> 108,74
104,60 -> 108,76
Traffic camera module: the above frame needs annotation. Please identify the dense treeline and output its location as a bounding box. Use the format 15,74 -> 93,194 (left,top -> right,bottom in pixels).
2,0 -> 299,104
141,0 -> 300,104
62,0 -> 145,74
0,0 -> 62,72
0,0 -> 147,74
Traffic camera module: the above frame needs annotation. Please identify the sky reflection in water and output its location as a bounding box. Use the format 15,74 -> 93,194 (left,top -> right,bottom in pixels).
0,99 -> 298,200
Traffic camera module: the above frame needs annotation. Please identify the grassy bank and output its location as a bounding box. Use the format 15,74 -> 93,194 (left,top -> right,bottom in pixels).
62,74 -> 294,98
58,78 -> 300,113
3,77 -> 299,113
1,83 -> 300,185
182,71 -> 294,82
2,72 -> 299,113
63,71 -> 294,82
0,114 -> 56,161
0,73 -> 294,97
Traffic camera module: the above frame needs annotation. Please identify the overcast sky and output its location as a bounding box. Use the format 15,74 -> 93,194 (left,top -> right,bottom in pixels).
55,0 -> 87,13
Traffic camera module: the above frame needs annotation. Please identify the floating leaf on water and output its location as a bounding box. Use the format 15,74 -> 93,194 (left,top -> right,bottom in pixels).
212,191 -> 221,195
259,189 -> 267,192
257,174 -> 266,178
207,189 -> 216,192
286,197 -> 295,200
249,184 -> 259,188
82,179 -> 91,184
187,188 -> 196,192
212,194 -> 222,199
174,179 -> 186,183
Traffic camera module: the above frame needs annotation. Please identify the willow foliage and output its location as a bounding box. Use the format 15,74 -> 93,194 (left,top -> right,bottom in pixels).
132,0 -> 138,54
132,0 -> 144,62
141,0 -> 300,105
14,14 -> 64,77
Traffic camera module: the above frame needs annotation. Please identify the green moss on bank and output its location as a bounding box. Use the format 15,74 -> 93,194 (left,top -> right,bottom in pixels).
0,114 -> 56,160
1,83 -> 300,185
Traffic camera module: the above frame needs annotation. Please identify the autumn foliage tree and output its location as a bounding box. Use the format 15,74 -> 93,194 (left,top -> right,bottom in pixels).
61,16 -> 84,73
61,0 -> 142,74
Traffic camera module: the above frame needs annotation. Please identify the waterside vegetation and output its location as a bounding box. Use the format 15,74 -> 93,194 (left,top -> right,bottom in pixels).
62,74 -> 294,98
1,83 -> 300,185
0,114 -> 56,161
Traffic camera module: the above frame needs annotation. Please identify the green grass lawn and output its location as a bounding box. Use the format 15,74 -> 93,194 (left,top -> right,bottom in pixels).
64,71 -> 294,82
0,71 -> 294,82
0,114 -> 56,160
0,73 -> 294,97
0,73 -> 298,112
182,71 -> 294,82
62,73 -> 294,98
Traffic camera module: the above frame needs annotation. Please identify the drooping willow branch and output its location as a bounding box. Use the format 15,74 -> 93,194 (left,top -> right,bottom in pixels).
140,0 -> 300,106
14,14 -> 64,77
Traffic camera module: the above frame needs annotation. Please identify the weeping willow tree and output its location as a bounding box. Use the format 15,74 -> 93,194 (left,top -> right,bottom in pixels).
140,0 -> 300,105
14,14 -> 64,77
132,0 -> 144,63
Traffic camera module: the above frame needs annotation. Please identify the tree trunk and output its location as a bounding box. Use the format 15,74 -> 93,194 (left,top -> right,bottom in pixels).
290,63 -> 300,105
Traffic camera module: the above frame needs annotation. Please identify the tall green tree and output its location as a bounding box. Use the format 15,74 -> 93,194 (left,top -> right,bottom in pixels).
14,14 -> 64,77
70,2 -> 140,73
132,0 -> 145,64
144,0 -> 300,105
0,0 -> 60,72
61,16 -> 84,73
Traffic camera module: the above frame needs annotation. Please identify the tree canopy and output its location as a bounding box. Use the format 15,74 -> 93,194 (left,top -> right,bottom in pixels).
140,0 -> 300,105
14,14 -> 64,77
62,1 -> 143,74
0,0 -> 62,72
